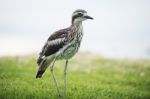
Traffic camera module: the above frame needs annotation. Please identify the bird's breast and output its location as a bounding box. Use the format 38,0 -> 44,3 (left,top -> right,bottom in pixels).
56,39 -> 81,60
56,24 -> 83,60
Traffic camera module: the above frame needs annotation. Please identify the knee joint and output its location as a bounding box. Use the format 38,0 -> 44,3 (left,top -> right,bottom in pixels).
50,67 -> 53,72
64,71 -> 67,75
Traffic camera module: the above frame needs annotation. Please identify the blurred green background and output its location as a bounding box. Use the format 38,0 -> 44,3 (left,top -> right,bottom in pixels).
0,53 -> 150,99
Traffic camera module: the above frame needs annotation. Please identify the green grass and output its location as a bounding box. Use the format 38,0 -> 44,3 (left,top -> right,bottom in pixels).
0,52 -> 150,99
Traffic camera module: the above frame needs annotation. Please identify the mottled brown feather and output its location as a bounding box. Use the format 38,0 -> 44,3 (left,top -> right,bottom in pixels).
37,28 -> 70,65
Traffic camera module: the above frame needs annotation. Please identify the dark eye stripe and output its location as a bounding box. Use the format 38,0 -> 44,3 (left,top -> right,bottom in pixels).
72,14 -> 81,23
78,13 -> 83,16
72,12 -> 85,23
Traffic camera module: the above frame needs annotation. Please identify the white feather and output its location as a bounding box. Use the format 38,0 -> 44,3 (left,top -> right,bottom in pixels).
47,38 -> 65,46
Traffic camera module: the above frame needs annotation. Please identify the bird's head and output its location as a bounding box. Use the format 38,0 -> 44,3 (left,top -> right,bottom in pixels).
72,9 -> 93,24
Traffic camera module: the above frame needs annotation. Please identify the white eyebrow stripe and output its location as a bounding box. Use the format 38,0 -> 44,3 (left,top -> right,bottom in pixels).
73,12 -> 87,17
72,12 -> 78,16
73,12 -> 82,16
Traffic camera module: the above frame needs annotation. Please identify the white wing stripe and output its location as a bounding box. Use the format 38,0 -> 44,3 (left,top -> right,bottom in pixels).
47,38 -> 66,46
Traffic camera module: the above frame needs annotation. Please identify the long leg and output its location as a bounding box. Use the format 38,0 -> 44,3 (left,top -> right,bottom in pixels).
50,57 -> 61,97
64,60 -> 68,96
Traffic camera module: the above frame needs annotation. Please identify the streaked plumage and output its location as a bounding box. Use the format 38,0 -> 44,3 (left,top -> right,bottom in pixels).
36,9 -> 93,96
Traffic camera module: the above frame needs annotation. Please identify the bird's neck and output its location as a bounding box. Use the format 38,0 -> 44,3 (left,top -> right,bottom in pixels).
72,21 -> 82,26
70,21 -> 83,42
71,21 -> 83,31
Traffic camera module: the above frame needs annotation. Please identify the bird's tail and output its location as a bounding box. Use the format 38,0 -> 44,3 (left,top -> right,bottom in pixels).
36,55 -> 55,78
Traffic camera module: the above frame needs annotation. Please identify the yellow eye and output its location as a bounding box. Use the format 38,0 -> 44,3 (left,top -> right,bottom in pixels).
78,13 -> 83,16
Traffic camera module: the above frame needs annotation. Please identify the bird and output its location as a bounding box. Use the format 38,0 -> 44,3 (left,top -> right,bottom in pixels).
36,9 -> 93,97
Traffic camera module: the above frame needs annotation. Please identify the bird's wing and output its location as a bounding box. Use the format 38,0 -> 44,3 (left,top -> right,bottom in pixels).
37,28 -> 69,65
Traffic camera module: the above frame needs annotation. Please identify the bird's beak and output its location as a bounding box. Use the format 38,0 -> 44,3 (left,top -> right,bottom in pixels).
84,15 -> 93,20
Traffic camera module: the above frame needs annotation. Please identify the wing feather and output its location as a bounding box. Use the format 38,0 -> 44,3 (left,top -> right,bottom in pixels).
37,28 -> 69,65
